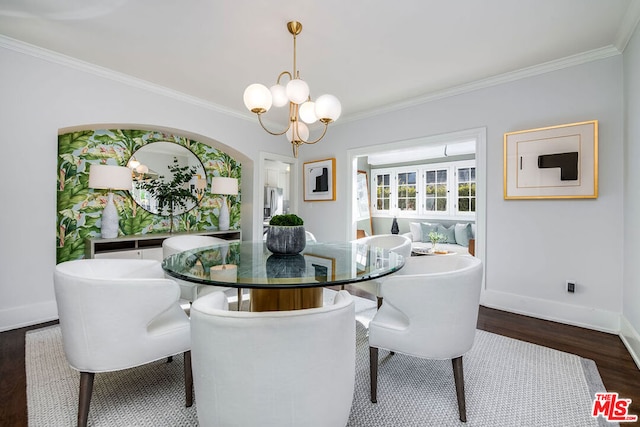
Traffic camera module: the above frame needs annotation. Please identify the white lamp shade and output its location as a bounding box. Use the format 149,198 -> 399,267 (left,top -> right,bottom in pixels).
211,177 -> 238,196
285,121 -> 309,142
88,164 -> 132,190
315,94 -> 341,123
299,101 -> 318,124
286,79 -> 310,104
270,84 -> 289,107
243,83 -> 272,113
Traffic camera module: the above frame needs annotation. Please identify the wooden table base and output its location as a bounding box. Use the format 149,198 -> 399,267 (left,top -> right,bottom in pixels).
250,288 -> 323,312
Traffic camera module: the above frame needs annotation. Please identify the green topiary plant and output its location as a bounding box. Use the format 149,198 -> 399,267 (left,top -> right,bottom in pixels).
269,214 -> 304,227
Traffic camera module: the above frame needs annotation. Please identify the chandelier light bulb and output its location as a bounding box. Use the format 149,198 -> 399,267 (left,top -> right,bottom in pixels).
243,83 -> 272,113
299,101 -> 318,124
127,157 -> 140,169
286,79 -> 310,104
270,84 -> 288,107
315,94 -> 341,123
135,164 -> 149,174
286,121 -> 309,142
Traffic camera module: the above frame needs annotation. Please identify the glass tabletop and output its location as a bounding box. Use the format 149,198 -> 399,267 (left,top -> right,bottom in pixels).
162,241 -> 405,289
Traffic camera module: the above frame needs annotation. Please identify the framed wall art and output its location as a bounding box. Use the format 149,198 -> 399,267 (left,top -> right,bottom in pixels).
503,120 -> 598,199
303,158 -> 336,201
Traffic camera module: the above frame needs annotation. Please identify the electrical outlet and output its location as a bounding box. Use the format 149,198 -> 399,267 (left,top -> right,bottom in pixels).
566,280 -> 576,293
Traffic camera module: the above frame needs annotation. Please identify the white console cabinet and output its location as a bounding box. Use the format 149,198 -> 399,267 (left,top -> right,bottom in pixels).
85,230 -> 242,261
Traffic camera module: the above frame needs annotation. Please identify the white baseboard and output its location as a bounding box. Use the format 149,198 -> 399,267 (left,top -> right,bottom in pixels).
480,289 -> 620,334
0,299 -> 58,332
620,316 -> 640,370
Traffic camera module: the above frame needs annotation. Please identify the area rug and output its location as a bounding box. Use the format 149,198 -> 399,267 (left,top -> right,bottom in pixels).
26,292 -> 614,426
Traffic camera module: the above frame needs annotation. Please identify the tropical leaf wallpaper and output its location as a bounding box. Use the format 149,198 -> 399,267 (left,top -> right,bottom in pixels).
57,129 -> 242,264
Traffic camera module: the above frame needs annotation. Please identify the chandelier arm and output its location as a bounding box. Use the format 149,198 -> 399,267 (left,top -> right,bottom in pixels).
276,71 -> 292,85
298,122 -> 329,145
257,113 -> 291,136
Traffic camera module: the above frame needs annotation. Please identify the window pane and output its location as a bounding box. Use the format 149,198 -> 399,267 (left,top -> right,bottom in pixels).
458,168 -> 469,182
437,170 -> 447,182
458,198 -> 469,211
425,197 -> 435,211
408,172 -> 416,185
426,170 -> 435,183
459,183 -> 469,196
398,199 -> 406,209
470,183 -> 476,196
470,198 -> 475,211
425,184 -> 435,195
436,184 -> 447,197
471,168 -> 476,180
436,198 -> 447,211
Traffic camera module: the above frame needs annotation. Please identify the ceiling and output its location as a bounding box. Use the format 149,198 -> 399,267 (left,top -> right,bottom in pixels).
1,0 -> 639,122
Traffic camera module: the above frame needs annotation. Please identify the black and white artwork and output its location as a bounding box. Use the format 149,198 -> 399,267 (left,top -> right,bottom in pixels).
504,121 -> 598,199
303,158 -> 336,201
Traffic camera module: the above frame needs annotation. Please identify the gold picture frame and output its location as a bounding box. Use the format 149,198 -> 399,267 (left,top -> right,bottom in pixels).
303,158 -> 336,201
503,120 -> 598,199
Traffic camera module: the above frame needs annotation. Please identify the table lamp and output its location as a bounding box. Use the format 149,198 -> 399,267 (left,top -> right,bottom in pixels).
89,164 -> 133,238
211,177 -> 238,231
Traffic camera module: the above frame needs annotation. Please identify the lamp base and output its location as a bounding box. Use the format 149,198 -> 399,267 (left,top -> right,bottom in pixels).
101,192 -> 119,239
219,196 -> 230,231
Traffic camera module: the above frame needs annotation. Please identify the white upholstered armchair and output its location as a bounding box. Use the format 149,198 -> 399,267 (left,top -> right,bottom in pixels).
350,233 -> 412,307
162,235 -> 239,305
53,259 -> 192,427
368,255 -> 483,422
190,290 -> 356,427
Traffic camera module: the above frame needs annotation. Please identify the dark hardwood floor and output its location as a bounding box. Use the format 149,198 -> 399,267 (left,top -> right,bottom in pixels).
1,290 -> 638,426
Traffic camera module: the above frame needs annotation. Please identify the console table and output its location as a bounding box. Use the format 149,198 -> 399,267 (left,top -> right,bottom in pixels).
85,230 -> 242,261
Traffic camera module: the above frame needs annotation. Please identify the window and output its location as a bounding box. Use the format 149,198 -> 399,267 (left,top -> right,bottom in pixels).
375,173 -> 391,211
397,171 -> 417,212
457,166 -> 476,213
372,160 -> 475,218
424,168 -> 448,212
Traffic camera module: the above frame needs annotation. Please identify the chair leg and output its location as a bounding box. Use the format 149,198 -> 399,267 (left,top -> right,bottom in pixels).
369,346 -> 379,403
167,356 -> 173,363
376,297 -> 383,309
78,372 -> 94,427
237,288 -> 242,311
184,351 -> 193,407
452,356 -> 467,422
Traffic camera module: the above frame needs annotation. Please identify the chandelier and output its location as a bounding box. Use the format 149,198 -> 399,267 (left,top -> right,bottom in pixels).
243,21 -> 341,158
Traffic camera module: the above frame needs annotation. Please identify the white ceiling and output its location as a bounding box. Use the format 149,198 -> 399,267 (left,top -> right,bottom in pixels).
1,0 -> 639,122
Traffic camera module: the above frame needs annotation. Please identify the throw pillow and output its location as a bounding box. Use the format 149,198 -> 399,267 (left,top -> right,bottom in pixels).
409,222 -> 422,242
420,222 -> 439,242
437,224 -> 456,244
454,223 -> 473,247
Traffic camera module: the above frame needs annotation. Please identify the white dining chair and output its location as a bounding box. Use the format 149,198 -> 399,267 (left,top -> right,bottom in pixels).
53,259 -> 192,427
368,255 -> 483,422
349,233 -> 412,307
190,290 -> 356,427
163,235 -> 242,308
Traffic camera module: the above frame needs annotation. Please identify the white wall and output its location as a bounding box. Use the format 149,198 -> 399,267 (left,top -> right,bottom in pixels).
298,56 -> 625,333
0,41 -> 292,331
0,35 -> 637,350
623,23 -> 640,366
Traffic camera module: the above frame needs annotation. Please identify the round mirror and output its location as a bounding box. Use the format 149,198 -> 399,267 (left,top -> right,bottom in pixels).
128,142 -> 206,215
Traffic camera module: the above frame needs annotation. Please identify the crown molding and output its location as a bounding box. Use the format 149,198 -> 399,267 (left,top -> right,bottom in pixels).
1,34 -> 623,125
340,45 -> 622,124
0,34 -> 253,122
615,0 -> 640,52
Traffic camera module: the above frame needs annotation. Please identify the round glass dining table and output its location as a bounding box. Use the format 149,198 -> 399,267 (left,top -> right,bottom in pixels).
162,240 -> 405,311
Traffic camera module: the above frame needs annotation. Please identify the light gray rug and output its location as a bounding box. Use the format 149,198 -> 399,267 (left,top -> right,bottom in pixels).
26,292 -> 614,426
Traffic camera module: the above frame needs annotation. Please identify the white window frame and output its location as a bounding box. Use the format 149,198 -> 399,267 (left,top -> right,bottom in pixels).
371,159 -> 476,220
